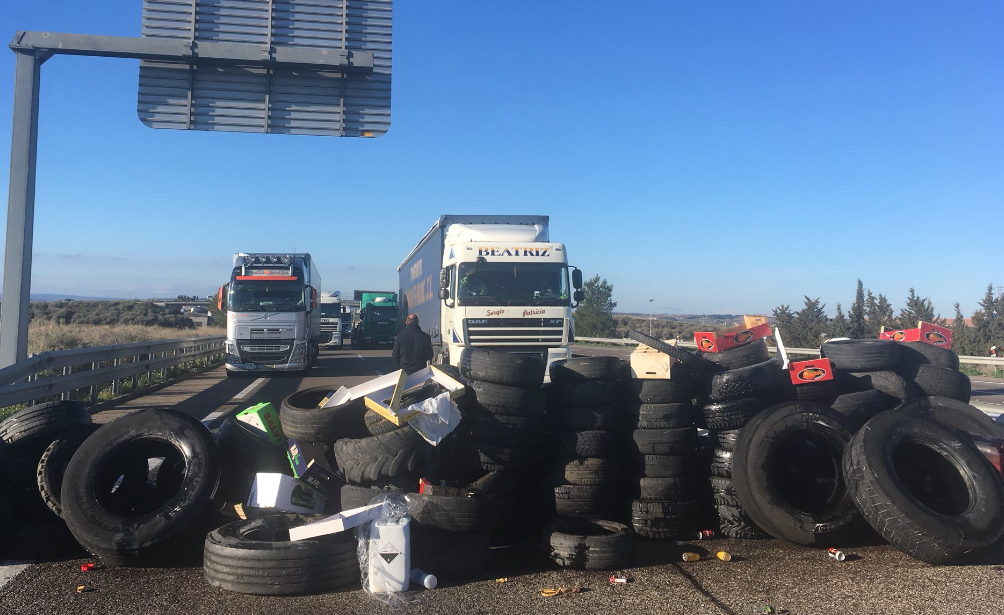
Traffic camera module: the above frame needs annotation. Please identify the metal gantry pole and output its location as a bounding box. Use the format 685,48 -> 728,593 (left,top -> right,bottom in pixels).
0,50 -> 43,369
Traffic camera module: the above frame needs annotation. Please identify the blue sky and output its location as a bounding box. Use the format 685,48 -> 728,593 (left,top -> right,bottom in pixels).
1,1 -> 1001,317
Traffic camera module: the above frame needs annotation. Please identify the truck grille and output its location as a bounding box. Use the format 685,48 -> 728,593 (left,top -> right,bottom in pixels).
239,342 -> 292,364
464,318 -> 564,346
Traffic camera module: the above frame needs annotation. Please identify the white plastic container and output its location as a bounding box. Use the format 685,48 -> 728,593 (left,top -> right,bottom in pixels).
367,518 -> 411,593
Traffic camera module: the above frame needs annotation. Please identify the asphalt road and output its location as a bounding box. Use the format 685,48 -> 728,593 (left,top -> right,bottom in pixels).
3,345 -> 1004,615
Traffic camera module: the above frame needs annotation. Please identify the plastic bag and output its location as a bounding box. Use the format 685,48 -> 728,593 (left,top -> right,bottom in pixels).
356,493 -> 425,607
407,392 -> 461,445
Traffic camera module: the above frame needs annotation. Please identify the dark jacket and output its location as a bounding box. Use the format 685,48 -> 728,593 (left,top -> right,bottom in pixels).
392,323 -> 434,374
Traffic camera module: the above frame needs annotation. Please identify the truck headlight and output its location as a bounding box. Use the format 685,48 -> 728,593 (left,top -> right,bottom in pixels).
291,342 -> 306,359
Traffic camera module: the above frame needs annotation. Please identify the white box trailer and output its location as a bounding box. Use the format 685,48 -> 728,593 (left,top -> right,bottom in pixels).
398,215 -> 584,372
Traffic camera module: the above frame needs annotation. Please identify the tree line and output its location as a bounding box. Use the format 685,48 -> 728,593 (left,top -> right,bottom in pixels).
574,275 -> 1004,357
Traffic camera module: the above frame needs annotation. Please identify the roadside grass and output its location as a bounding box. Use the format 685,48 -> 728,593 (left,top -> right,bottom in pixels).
960,364 -> 1004,379
0,323 -> 223,421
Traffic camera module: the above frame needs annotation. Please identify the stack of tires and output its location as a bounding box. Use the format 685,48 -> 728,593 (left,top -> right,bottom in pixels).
545,357 -> 625,519
452,348 -> 548,539
622,364 -> 702,539
697,339 -> 782,538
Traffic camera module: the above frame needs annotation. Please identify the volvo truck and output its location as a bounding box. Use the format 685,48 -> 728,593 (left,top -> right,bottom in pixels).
397,215 -> 583,372
218,253 -> 322,375
319,293 -> 343,348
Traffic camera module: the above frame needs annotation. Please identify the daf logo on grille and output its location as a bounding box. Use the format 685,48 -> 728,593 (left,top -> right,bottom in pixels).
468,319 -> 488,325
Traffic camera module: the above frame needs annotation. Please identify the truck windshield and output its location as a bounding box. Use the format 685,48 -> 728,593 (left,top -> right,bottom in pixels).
455,263 -> 570,307
229,280 -> 305,312
367,306 -> 398,322
320,304 -> 340,317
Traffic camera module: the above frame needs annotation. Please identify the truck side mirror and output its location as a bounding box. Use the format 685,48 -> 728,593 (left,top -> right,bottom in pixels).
310,287 -> 317,310
572,268 -> 583,289
438,288 -> 450,300
574,289 -> 585,303
440,267 -> 452,302
217,285 -> 227,311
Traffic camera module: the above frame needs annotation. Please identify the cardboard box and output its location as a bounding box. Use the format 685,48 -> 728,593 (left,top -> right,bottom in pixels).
288,503 -> 385,541
247,473 -> 325,514
788,358 -> 834,386
322,366 -> 465,427
235,402 -> 285,447
694,320 -> 772,353
286,439 -> 343,499
630,343 -> 677,379
879,321 -> 953,349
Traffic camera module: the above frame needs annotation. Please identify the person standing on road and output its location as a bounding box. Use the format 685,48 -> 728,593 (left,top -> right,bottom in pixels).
392,313 -> 434,374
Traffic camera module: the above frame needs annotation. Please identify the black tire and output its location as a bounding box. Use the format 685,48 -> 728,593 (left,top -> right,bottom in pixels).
460,348 -> 545,388
461,379 -> 547,417
339,484 -> 497,533
701,398 -> 768,430
629,476 -> 697,501
708,358 -> 785,402
698,339 -> 770,371
829,389 -> 894,428
554,430 -> 619,458
777,379 -> 839,402
820,339 -> 900,371
363,409 -> 401,436
548,379 -> 622,407
552,484 -> 615,516
550,457 -> 619,486
0,400 -> 92,446
36,424 -> 101,518
462,411 -> 543,445
709,448 -> 733,478
895,396 -> 1004,440
624,377 -> 694,404
411,528 -> 491,580
333,425 -> 435,484
631,454 -> 694,478
627,330 -> 721,375
549,356 -> 624,382
61,409 -> 222,565
627,428 -> 697,455
280,387 -> 369,443
213,417 -> 295,504
711,429 -> 742,451
545,517 -> 632,570
630,500 -> 699,539
837,370 -> 921,402
204,515 -> 358,595
843,410 -> 1004,564
898,341 -> 960,375
471,441 -> 533,473
732,401 -> 864,547
710,476 -> 768,539
625,403 -> 695,429
549,405 -> 620,431
911,364 -> 971,402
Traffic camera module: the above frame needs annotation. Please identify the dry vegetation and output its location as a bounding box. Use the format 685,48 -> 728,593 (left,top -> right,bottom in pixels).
28,321 -> 219,356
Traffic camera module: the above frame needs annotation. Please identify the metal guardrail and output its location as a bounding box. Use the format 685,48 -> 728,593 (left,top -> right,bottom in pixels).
575,337 -> 1004,366
0,336 -> 225,408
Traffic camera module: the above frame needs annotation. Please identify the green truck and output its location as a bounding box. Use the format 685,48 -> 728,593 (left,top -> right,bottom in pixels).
351,291 -> 399,349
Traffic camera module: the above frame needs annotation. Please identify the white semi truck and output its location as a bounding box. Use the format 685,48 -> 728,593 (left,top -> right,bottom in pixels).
398,215 -> 584,372
319,293 -> 343,348
218,253 -> 323,375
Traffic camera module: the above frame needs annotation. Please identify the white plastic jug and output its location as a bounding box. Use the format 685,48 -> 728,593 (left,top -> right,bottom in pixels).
367,517 -> 411,593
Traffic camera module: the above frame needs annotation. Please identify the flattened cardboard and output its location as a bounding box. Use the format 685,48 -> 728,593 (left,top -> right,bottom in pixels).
630,343 -> 676,379
247,473 -> 325,515
321,366 -> 465,427
879,321 -> 953,349
288,503 -> 384,541
788,358 -> 834,385
235,401 -> 285,447
694,320 -> 772,353
286,439 -> 343,499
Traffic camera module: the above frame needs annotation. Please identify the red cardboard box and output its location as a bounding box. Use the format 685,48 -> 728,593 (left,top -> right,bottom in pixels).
695,321 -> 772,353
879,321 -> 952,350
788,358 -> 834,386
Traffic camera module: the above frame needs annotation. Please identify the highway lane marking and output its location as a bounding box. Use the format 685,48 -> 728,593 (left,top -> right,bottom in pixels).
0,561 -> 32,590
358,355 -> 365,360
201,411 -> 223,426
233,377 -> 267,401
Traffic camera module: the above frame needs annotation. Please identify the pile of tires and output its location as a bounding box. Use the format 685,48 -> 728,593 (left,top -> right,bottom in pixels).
545,357 -> 624,519
623,364 -> 702,539
696,339 -> 782,539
